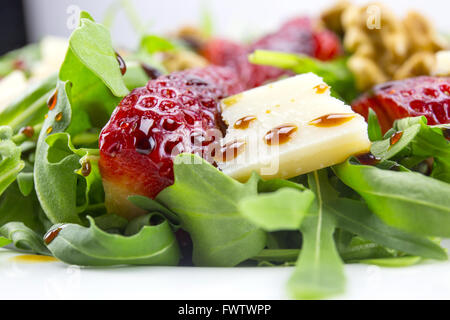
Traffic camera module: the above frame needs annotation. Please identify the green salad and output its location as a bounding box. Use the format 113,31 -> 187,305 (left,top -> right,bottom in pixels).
0,5 -> 449,300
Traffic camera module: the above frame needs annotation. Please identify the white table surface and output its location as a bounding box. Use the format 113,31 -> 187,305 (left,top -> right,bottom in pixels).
1,240 -> 450,300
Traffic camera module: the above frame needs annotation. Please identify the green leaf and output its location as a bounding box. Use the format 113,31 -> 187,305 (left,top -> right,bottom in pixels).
328,198 -> 447,260
17,172 -> 34,196
432,158 -> 450,183
140,35 -> 176,54
47,215 -> 180,266
128,195 -> 180,225
338,236 -> 399,261
249,50 -> 359,103
156,154 -> 266,267
64,16 -> 129,97
334,159 -> 450,237
371,116 -> 450,168
35,82 -> 84,224
0,126 -> 24,196
93,213 -> 128,232
239,188 -> 314,231
0,222 -> 49,255
122,61 -> 150,90
0,74 -> 57,130
352,256 -> 422,267
258,178 -> 306,193
367,108 -> 382,141
287,170 -> 345,300
0,182 -> 46,234
252,249 -> 300,263
0,237 -> 11,248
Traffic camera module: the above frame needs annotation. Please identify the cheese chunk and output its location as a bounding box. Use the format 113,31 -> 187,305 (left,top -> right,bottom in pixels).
217,73 -> 371,181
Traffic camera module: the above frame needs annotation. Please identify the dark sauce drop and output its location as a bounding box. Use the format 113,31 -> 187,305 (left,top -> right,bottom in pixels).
233,116 -> 257,130
47,90 -> 58,110
356,152 -> 381,166
443,128 -> 450,140
20,126 -> 34,138
309,113 -> 355,127
217,140 -> 246,162
115,52 -> 127,75
43,226 -> 66,245
81,160 -> 91,176
264,124 -> 298,146
141,63 -> 162,79
55,112 -> 63,122
390,131 -> 403,146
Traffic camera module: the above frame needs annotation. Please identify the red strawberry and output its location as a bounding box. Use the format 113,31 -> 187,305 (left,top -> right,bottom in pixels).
352,76 -> 450,133
99,66 -> 242,219
202,39 -> 255,88
313,30 -> 342,61
202,16 -> 341,89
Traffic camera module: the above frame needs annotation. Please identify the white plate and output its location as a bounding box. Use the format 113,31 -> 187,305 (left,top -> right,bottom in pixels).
1,240 -> 450,300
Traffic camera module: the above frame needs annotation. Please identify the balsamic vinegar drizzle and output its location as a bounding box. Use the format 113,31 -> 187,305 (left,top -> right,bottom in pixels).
217,140 -> 246,162
47,90 -> 58,110
390,131 -> 403,146
115,51 -> 127,75
233,116 -> 257,130
264,124 -> 298,145
309,113 -> 355,127
43,225 -> 66,245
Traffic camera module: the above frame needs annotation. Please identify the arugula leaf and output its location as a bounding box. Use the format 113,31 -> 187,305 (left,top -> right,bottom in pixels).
140,35 -> 176,54
156,154 -> 266,267
338,236 -> 400,261
327,198 -> 447,260
371,117 -> 449,172
288,170 -> 345,300
252,249 -> 300,263
352,256 -> 422,267
0,126 -> 24,196
249,50 -> 359,103
258,178 -> 306,193
128,195 -> 180,225
62,14 -> 129,98
35,82 -> 85,224
432,158 -> 450,183
0,182 -> 46,234
122,61 -> 150,90
0,237 -> 11,248
35,12 -> 129,225
367,108 -> 383,141
17,172 -> 34,196
334,159 -> 450,237
239,188 -> 314,231
0,74 -> 57,130
47,215 -> 180,266
0,222 -> 49,255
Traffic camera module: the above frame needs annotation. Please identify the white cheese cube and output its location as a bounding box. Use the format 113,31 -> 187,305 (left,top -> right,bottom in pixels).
217,73 -> 371,181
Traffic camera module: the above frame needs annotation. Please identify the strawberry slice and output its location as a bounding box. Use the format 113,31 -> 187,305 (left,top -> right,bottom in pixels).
202,16 -> 341,88
99,66 -> 242,219
352,76 -> 450,133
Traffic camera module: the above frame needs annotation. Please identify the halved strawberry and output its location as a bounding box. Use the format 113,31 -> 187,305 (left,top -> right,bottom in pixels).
202,16 -> 341,89
352,76 -> 450,133
99,66 -> 242,219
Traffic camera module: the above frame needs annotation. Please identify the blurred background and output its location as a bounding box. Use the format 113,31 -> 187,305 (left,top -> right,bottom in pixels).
1,0 -> 449,54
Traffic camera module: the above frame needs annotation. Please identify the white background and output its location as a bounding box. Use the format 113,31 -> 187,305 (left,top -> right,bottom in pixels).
23,0 -> 450,48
